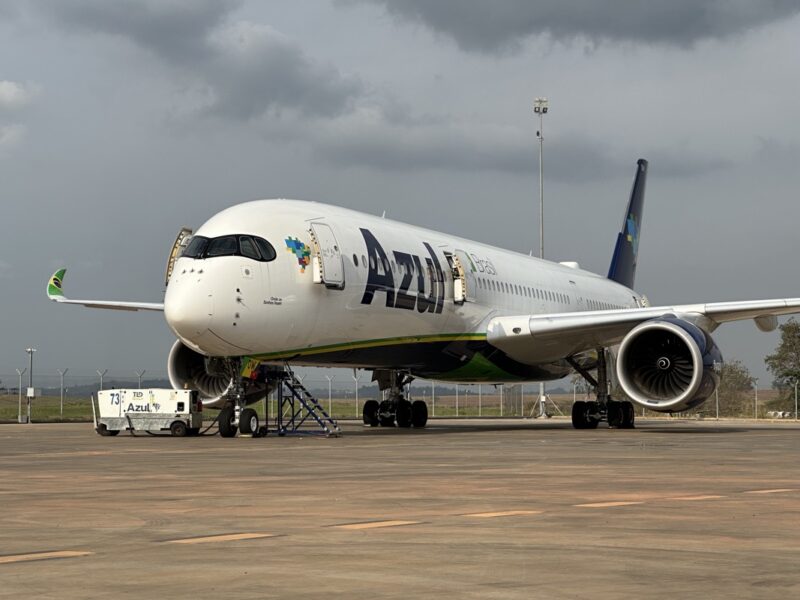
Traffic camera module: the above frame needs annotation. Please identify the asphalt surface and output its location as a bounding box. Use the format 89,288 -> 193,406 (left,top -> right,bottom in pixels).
0,418 -> 799,599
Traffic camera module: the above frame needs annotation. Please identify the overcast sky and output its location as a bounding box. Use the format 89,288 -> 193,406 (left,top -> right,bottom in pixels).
2,1 -> 800,386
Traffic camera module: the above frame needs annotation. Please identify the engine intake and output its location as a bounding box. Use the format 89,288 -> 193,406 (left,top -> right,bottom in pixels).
167,340 -> 268,408
617,317 -> 722,413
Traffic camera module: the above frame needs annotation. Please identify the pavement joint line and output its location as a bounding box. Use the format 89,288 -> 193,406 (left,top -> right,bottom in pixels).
0,550 -> 93,565
665,495 -> 726,501
574,501 -> 645,508
462,510 -> 543,518
742,488 -> 797,494
332,520 -> 420,530
164,533 -> 276,544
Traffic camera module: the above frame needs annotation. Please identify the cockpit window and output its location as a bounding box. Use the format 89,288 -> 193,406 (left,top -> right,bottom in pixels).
206,236 -> 238,257
181,234 -> 276,262
239,236 -> 260,260
254,238 -> 276,261
182,236 -> 209,258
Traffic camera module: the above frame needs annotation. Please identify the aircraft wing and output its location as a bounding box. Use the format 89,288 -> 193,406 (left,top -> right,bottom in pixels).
486,298 -> 800,364
46,269 -> 164,312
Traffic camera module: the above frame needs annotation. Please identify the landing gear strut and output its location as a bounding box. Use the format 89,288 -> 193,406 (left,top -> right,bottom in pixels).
370,370 -> 428,428
567,349 -> 635,430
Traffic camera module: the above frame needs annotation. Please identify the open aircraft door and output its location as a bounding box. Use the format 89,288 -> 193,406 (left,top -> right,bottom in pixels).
309,222 -> 345,289
447,250 -> 477,304
165,227 -> 193,286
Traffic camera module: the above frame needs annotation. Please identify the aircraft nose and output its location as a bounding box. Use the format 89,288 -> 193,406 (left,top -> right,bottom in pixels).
165,288 -> 213,341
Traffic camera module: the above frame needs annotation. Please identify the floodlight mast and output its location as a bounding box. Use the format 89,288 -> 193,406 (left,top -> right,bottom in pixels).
533,97 -> 549,417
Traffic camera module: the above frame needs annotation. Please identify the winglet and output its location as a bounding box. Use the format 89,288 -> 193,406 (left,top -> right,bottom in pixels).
47,268 -> 67,300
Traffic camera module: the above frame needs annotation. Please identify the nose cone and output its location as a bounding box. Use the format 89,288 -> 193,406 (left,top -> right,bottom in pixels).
165,286 -> 213,344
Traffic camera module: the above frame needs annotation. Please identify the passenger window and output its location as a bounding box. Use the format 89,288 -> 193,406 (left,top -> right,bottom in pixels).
239,236 -> 261,260
206,236 -> 238,257
353,254 -> 359,267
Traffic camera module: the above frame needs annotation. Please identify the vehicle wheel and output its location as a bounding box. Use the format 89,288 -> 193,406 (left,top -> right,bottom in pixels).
411,400 -> 428,428
607,401 -> 623,428
378,400 -> 395,427
571,401 -> 587,429
362,400 -> 380,426
396,399 -> 412,428
170,421 -> 188,437
187,428 -> 200,436
218,406 -> 237,438
96,424 -> 119,437
239,408 -> 259,435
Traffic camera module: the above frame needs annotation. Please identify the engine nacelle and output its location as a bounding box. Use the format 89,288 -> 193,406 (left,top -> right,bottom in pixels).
617,317 -> 722,413
167,340 -> 269,408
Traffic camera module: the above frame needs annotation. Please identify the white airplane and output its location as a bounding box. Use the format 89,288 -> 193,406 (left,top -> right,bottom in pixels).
47,159 -> 800,435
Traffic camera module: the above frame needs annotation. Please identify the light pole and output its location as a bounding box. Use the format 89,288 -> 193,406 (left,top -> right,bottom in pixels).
352,371 -> 361,418
754,378 -> 759,419
57,369 -> 68,419
15,368 -> 26,423
135,370 -> 146,389
97,369 -> 107,391
325,374 -> 335,416
25,348 -> 36,422
534,97 -> 549,417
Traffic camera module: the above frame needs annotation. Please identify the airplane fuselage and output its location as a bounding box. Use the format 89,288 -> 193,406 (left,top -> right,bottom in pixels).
165,200 -> 645,382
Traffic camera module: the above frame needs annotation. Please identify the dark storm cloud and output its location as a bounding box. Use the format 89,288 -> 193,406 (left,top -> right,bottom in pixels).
315,123 -> 617,180
343,0 -> 800,53
37,0 -> 363,119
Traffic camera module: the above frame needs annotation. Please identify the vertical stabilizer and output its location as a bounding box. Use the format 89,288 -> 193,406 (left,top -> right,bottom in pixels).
607,159 -> 648,290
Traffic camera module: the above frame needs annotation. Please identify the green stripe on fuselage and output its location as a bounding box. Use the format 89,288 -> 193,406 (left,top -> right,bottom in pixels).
434,351 -> 519,382
251,332 -> 487,361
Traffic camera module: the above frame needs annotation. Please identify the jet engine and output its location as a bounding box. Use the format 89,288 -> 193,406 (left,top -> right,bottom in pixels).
616,317 -> 722,413
167,340 -> 269,408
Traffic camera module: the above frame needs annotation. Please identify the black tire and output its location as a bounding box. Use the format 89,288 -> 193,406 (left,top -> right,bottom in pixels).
187,428 -> 200,436
396,399 -> 412,428
378,400 -> 395,427
218,406 -> 237,438
170,421 -> 188,437
621,401 -> 636,429
411,400 -> 428,428
607,401 -> 623,428
96,424 -> 119,437
362,400 -> 380,426
239,408 -> 259,435
571,401 -> 587,429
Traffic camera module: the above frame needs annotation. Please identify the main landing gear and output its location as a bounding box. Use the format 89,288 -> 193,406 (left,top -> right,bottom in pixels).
567,349 -> 635,430
364,370 -> 428,428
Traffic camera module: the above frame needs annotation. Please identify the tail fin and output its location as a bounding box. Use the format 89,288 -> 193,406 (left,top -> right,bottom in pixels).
607,158 -> 648,290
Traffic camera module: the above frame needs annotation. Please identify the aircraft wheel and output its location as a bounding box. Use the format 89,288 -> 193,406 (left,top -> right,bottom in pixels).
378,400 -> 395,427
607,401 -> 623,428
362,400 -> 380,426
239,408 -> 259,435
396,399 -> 412,428
621,401 -> 635,429
187,428 -> 200,436
170,421 -> 188,437
411,400 -> 428,428
571,401 -> 587,429
218,406 -> 237,438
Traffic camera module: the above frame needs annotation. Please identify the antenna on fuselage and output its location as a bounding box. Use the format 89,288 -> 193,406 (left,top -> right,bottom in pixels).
381,210 -> 386,218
